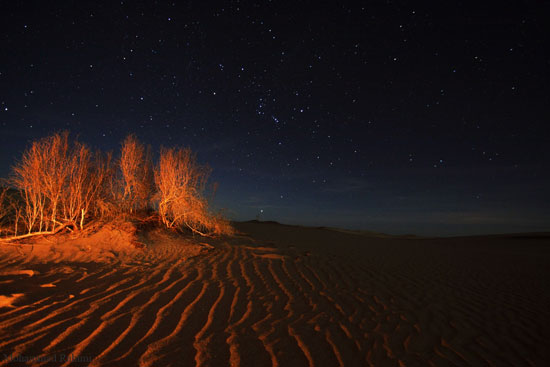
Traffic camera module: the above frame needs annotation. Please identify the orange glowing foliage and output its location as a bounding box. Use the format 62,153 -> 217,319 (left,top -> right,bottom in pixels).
9,132 -> 110,234
155,147 -> 233,236
120,134 -> 154,214
2,132 -> 231,239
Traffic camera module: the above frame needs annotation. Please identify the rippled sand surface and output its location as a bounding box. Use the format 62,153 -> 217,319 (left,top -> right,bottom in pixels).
1,222 -> 549,366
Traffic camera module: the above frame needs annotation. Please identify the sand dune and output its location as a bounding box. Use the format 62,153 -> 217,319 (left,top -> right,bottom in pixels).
1,222 -> 549,366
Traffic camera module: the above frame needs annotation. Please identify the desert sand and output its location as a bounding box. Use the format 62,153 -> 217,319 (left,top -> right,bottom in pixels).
0,221 -> 549,366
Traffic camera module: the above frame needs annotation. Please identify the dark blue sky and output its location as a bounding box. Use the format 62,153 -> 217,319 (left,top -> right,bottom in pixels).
1,1 -> 549,236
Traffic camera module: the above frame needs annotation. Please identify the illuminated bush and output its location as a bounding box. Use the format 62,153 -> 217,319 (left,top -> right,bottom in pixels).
3,132 -> 232,239
9,132 -> 109,234
119,135 -> 154,213
155,147 -> 232,236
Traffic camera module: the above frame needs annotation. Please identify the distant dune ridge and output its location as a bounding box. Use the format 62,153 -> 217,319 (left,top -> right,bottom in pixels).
1,221 -> 549,366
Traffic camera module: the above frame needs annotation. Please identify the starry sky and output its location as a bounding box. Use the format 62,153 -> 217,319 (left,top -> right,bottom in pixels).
1,1 -> 549,236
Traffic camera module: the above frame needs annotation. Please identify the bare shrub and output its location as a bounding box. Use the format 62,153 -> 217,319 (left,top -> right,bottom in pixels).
154,147 -> 232,236
92,151 -> 118,220
63,146 -> 112,229
11,138 -> 50,233
120,135 -> 154,213
42,132 -> 71,230
9,131 -> 109,234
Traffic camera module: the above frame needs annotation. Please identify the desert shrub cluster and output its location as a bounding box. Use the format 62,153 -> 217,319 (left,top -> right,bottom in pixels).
0,131 -> 232,239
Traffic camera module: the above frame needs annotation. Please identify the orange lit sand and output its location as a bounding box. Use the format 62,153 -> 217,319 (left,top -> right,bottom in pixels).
1,221 -> 549,366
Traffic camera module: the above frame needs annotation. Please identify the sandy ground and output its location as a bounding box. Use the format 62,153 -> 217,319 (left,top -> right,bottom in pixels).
0,221 -> 549,366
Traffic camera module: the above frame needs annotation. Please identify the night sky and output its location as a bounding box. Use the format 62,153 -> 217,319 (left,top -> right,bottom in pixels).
1,1 -> 549,236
